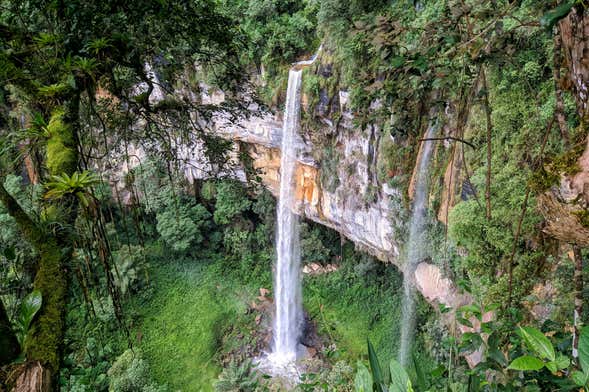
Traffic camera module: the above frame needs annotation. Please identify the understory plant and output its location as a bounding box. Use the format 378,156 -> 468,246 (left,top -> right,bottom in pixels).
354,317 -> 589,391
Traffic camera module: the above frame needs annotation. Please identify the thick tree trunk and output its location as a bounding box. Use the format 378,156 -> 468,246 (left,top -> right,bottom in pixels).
0,297 -> 20,364
0,100 -> 80,390
539,10 -> 589,245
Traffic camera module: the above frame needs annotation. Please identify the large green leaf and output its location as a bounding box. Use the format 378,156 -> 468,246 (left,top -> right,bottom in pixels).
540,1 -> 575,30
355,362 -> 374,392
507,355 -> 545,371
518,327 -> 555,361
412,352 -> 428,391
389,359 -> 410,392
573,327 -> 589,387
579,326 -> 589,374
572,370 -> 589,387
15,290 -> 42,347
367,338 -> 386,391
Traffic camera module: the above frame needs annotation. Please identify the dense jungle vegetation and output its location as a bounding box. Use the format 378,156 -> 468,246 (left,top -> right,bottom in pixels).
1,0 -> 588,391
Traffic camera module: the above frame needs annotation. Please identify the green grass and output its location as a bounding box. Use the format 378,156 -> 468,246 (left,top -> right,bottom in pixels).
131,256 -> 251,391
127,242 -> 411,390
304,261 -> 403,364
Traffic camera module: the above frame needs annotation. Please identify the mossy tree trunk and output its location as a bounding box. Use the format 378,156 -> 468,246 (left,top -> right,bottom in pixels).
0,98 -> 80,390
0,297 -> 19,364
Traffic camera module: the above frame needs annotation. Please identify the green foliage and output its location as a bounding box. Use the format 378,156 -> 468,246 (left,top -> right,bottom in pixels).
224,0 -> 319,68
540,1 -> 575,29
354,362 -> 373,392
112,245 -> 147,296
570,327 -> 589,388
213,180 -> 252,225
107,349 -> 167,392
155,203 -> 211,252
367,338 -> 385,391
45,108 -> 77,176
213,359 -> 259,392
14,290 -> 42,350
45,171 -> 99,207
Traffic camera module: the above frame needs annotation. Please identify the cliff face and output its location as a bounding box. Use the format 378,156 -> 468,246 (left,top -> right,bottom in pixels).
210,93 -> 401,264
203,87 -> 481,337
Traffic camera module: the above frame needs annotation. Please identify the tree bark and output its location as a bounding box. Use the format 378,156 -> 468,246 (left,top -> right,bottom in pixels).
553,27 -> 570,146
0,297 -> 20,365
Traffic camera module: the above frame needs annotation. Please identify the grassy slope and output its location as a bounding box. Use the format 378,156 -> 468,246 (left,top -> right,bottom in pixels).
131,256 -> 249,391
129,243 -> 412,390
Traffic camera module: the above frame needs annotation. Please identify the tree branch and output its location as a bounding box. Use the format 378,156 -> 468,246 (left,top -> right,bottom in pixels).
0,178 -> 43,249
418,136 -> 477,149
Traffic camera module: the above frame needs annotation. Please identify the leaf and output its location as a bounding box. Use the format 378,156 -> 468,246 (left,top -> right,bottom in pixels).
572,370 -> 588,387
438,303 -> 451,314
540,1 -> 575,30
15,290 -> 42,347
389,359 -> 410,392
554,353 -> 570,370
579,326 -> 589,375
355,362 -> 373,392
573,327 -> 589,387
367,338 -> 386,391
518,326 -> 555,361
488,348 -> 507,367
412,352 -> 428,391
508,355 -> 545,371
457,317 -> 473,328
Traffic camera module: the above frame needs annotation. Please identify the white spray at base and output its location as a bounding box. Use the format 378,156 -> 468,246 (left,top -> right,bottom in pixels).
398,123 -> 437,366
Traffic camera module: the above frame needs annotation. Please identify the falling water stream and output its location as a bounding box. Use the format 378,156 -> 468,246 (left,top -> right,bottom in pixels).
398,123 -> 437,366
257,49 -> 323,380
270,69 -> 304,365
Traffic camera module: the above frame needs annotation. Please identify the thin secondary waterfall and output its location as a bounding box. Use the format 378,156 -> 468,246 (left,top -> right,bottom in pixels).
398,123 -> 436,366
271,69 -> 304,364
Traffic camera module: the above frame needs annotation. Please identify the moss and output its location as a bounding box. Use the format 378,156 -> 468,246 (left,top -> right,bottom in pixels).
45,108 -> 77,176
550,142 -> 585,177
529,141 -> 585,193
573,209 -> 589,228
528,167 -> 560,193
25,242 -> 67,374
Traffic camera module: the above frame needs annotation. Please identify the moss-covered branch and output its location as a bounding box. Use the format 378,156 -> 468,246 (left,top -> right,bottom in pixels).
0,180 -> 43,249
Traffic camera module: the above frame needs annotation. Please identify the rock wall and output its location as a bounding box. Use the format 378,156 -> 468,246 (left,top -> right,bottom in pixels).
210,98 -> 401,263
204,88 -> 482,343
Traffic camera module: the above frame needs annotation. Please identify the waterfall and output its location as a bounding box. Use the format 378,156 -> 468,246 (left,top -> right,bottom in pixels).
398,123 -> 436,366
270,69 -> 304,365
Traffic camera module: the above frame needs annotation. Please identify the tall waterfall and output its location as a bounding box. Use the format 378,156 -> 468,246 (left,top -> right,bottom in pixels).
271,69 -> 304,364
398,123 -> 436,366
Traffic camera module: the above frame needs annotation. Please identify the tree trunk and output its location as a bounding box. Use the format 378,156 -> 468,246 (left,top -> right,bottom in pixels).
0,100 -> 80,390
553,28 -> 570,146
12,361 -> 52,392
0,297 -> 20,365
559,8 -> 589,121
572,246 -> 584,361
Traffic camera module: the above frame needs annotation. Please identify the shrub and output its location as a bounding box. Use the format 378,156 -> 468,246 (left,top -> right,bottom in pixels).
155,203 -> 211,252
213,181 -> 252,225
107,349 -> 167,392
